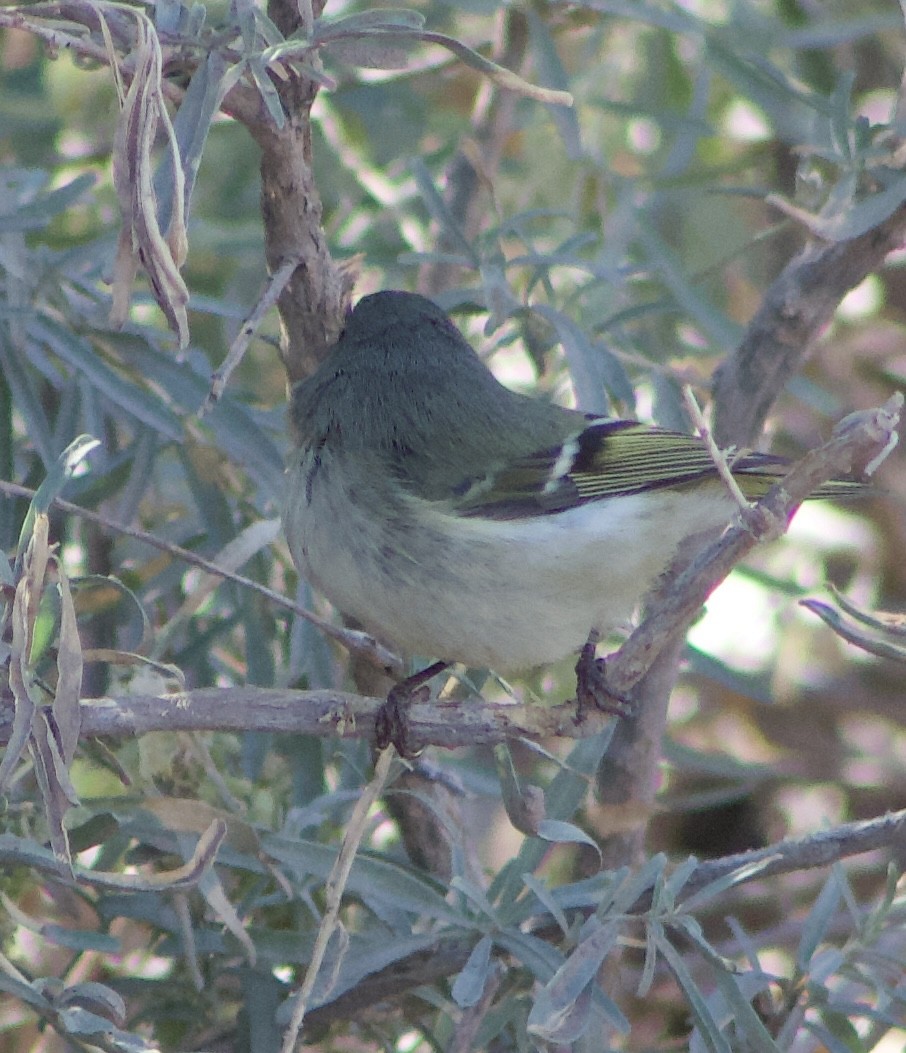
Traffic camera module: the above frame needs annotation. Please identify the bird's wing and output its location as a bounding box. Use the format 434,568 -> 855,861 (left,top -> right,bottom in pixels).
451,419 -> 856,520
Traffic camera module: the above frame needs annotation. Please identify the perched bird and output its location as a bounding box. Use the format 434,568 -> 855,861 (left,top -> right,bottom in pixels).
283,291 -> 855,747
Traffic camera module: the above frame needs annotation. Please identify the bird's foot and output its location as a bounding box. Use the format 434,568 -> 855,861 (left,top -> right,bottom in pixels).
375,660 -> 450,756
574,640 -> 635,720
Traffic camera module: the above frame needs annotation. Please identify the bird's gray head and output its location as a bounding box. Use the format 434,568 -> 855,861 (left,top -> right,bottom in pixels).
343,291 -> 455,345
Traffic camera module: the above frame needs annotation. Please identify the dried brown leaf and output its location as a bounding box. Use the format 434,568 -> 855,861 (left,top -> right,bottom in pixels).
52,560 -> 83,766
108,10 -> 189,346
29,711 -> 77,872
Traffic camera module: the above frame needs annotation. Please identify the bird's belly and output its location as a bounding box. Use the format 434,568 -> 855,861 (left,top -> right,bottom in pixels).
283,452 -> 736,671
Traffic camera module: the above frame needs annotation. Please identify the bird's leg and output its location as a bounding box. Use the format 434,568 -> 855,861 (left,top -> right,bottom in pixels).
574,633 -> 635,719
375,660 -> 450,755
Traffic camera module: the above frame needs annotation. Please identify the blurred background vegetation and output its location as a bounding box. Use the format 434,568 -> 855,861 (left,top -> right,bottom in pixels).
2,0 -> 906,1049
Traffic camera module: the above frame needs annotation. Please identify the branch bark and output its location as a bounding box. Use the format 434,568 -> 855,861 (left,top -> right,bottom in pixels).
250,0 -> 351,384
713,199 -> 906,448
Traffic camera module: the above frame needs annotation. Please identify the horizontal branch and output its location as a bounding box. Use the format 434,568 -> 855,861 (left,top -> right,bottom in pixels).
650,807 -> 906,909
0,687 -> 612,749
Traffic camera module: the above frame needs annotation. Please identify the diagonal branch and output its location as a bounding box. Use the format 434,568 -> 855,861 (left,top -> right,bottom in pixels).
602,394 -> 902,699
712,200 -> 906,448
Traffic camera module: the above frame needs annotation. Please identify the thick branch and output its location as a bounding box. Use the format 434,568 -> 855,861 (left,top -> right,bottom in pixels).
608,195 -> 906,867
594,393 -> 901,863
0,687 -> 612,749
249,0 -> 350,384
712,200 -> 906,448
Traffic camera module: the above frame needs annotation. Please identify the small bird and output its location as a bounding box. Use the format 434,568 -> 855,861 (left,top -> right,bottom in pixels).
283,291 -> 855,748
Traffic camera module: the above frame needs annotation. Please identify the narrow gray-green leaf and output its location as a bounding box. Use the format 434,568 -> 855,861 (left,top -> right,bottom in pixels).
452,934 -> 493,1008
522,873 -> 569,934
561,0 -> 699,33
22,434 -> 99,528
656,931 -> 731,1053
635,217 -> 743,349
525,9 -> 582,158
536,820 -> 602,860
796,866 -> 843,970
683,923 -> 780,1053
155,51 -> 245,231
315,9 -> 426,38
782,15 -> 904,50
30,318 -> 182,438
0,342 -> 57,469
248,54 -> 286,128
263,834 -> 463,923
531,304 -> 613,413
410,157 -> 476,260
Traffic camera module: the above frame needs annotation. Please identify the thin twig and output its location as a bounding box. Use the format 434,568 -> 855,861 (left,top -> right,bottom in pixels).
203,254 -> 303,412
279,746 -> 396,1052
681,385 -> 751,513
0,478 -> 401,674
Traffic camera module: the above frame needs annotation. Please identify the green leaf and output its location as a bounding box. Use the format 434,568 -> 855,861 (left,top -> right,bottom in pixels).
799,173 -> 906,242
42,926 -> 122,953
531,304 -> 617,414
452,934 -> 493,1008
563,0 -> 698,34
782,15 -> 905,49
536,819 -> 602,860
30,318 -> 183,439
314,9 -> 427,38
522,873 -> 569,934
491,728 -> 615,914
15,434 -> 100,564
525,10 -> 583,159
635,217 -> 743,349
797,866 -> 843,970
0,341 -> 56,468
679,857 -> 779,914
689,931 -> 780,1053
655,930 -> 731,1053
2,173 -> 96,231
526,920 -> 627,1041
410,158 -> 476,261
155,52 -> 248,231
828,70 -> 856,162
262,834 -> 464,923
0,968 -> 54,1012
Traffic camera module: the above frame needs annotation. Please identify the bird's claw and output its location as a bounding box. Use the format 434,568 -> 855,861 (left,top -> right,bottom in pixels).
375,681 -> 430,757
574,641 -> 635,720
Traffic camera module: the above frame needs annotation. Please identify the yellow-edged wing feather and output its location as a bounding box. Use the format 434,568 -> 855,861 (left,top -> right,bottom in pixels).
453,420 -> 861,520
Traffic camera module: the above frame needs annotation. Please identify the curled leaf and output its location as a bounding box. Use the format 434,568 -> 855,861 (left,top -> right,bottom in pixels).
110,11 -> 189,346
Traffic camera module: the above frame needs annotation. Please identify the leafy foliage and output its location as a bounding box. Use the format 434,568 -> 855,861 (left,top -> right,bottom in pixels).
1,0 -> 906,1050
